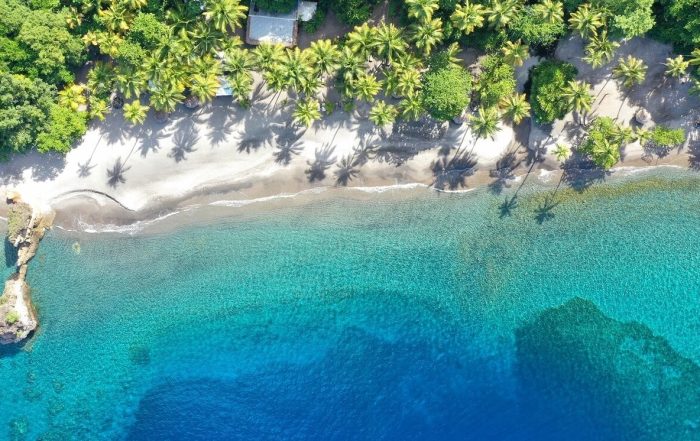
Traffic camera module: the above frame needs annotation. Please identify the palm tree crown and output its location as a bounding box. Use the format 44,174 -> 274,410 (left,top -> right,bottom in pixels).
500,93 -> 530,124
369,101 -> 398,127
451,1 -> 486,35
123,100 -> 149,125
583,31 -> 619,68
665,55 -> 689,79
533,0 -> 564,25
203,0 -> 247,32
470,107 -> 501,140
293,98 -> 321,127
309,39 -> 340,77
412,17 -> 444,56
613,56 -> 647,89
501,40 -> 529,67
562,80 -> 592,114
373,23 -> 407,63
569,4 -> 604,39
405,0 -> 439,22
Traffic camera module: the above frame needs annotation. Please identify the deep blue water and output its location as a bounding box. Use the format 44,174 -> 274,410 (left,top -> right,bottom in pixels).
2,169 -> 700,440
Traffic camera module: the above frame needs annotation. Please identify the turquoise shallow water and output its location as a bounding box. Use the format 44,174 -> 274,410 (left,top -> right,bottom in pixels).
2,169 -> 700,440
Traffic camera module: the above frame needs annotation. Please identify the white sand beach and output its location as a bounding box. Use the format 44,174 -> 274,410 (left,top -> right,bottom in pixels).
0,37 -> 698,229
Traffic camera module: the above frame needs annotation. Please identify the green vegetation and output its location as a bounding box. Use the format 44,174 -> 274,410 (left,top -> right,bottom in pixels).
421,64 -> 471,121
256,0 -> 297,13
580,116 -> 631,169
6,201 -> 32,242
529,60 -> 577,124
0,0 -> 694,177
648,126 -> 686,149
5,311 -> 19,325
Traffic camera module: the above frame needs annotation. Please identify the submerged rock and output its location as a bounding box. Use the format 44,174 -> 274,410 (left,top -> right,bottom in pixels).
0,193 -> 53,344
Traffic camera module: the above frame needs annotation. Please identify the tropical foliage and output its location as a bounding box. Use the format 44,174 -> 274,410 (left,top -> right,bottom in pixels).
529,60 -> 577,124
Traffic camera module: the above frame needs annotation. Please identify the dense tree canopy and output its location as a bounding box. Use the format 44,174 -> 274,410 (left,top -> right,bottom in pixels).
421,64 -> 472,121
0,73 -> 55,153
529,60 -> 577,124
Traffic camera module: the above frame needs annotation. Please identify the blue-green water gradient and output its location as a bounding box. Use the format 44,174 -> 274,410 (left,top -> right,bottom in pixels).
2,169 -> 700,440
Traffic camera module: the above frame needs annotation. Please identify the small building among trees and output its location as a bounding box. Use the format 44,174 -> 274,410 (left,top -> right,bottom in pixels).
246,0 -> 317,47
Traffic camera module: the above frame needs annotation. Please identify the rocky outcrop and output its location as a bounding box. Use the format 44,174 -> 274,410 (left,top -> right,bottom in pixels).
0,193 -> 53,344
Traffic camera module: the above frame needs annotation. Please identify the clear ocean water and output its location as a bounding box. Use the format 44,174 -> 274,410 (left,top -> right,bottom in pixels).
2,169 -> 700,441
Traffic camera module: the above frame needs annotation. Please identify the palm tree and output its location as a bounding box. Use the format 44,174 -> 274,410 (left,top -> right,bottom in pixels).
665,55 -> 689,80
347,23 -> 375,60
399,93 -> 424,120
562,80 -> 592,124
469,106 -> 501,150
500,93 -> 530,124
689,48 -> 700,68
533,0 -> 563,25
353,72 -> 382,102
383,67 -> 401,97
252,43 -> 284,73
149,84 -> 184,114
338,46 -> 365,85
590,137 -> 619,169
309,39 -> 340,77
115,67 -> 147,100
123,100 -> 149,125
552,143 -> 571,162
123,0 -> 148,9
99,3 -> 131,33
293,98 -> 321,127
486,0 -> 520,29
411,17 -> 444,56
373,23 -> 407,63
89,97 -> 110,121
203,0 -> 247,32
189,21 -> 224,56
229,71 -> 253,104
66,7 -> 83,29
189,73 -> 220,104
87,62 -> 115,98
569,4 -> 604,39
224,47 -> 254,77
583,30 -> 619,68
369,101 -> 398,127
634,127 -> 652,146
282,47 -> 313,93
58,84 -> 87,111
451,1 -> 486,35
613,56 -> 647,88
397,69 -> 422,97
501,40 -> 529,67
405,0 -> 439,22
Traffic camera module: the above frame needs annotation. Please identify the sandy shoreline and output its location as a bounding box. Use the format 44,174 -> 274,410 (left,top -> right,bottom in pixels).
0,36 -> 698,234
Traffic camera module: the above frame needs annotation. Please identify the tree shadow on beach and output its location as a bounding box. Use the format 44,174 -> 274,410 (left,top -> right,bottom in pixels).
168,118 -> 199,162
488,147 -> 523,195
431,148 -> 477,191
334,154 -> 360,186
561,154 -> 606,192
305,146 -> 337,182
534,194 -> 560,224
272,125 -> 305,165
107,157 -> 130,187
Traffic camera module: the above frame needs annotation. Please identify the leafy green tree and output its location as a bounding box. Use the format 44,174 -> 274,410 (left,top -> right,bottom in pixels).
329,0 -> 375,25
653,0 -> 700,52
613,56 -> 646,89
36,105 -> 87,153
529,60 -> 577,124
422,64 -> 472,121
0,73 -> 55,153
58,84 -> 87,112
594,0 -> 654,39
293,98 -> 321,127
369,101 -> 398,127
649,126 -> 686,149
508,5 -> 566,49
255,0 -> 297,13
500,93 -> 530,124
580,116 -> 627,169
128,13 -> 169,50
475,55 -> 516,108
451,1 -> 486,35
123,100 -> 149,125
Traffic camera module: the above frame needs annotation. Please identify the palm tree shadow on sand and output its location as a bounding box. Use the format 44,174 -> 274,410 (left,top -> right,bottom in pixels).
334,154 -> 360,186
305,146 -> 337,183
107,157 -> 130,188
